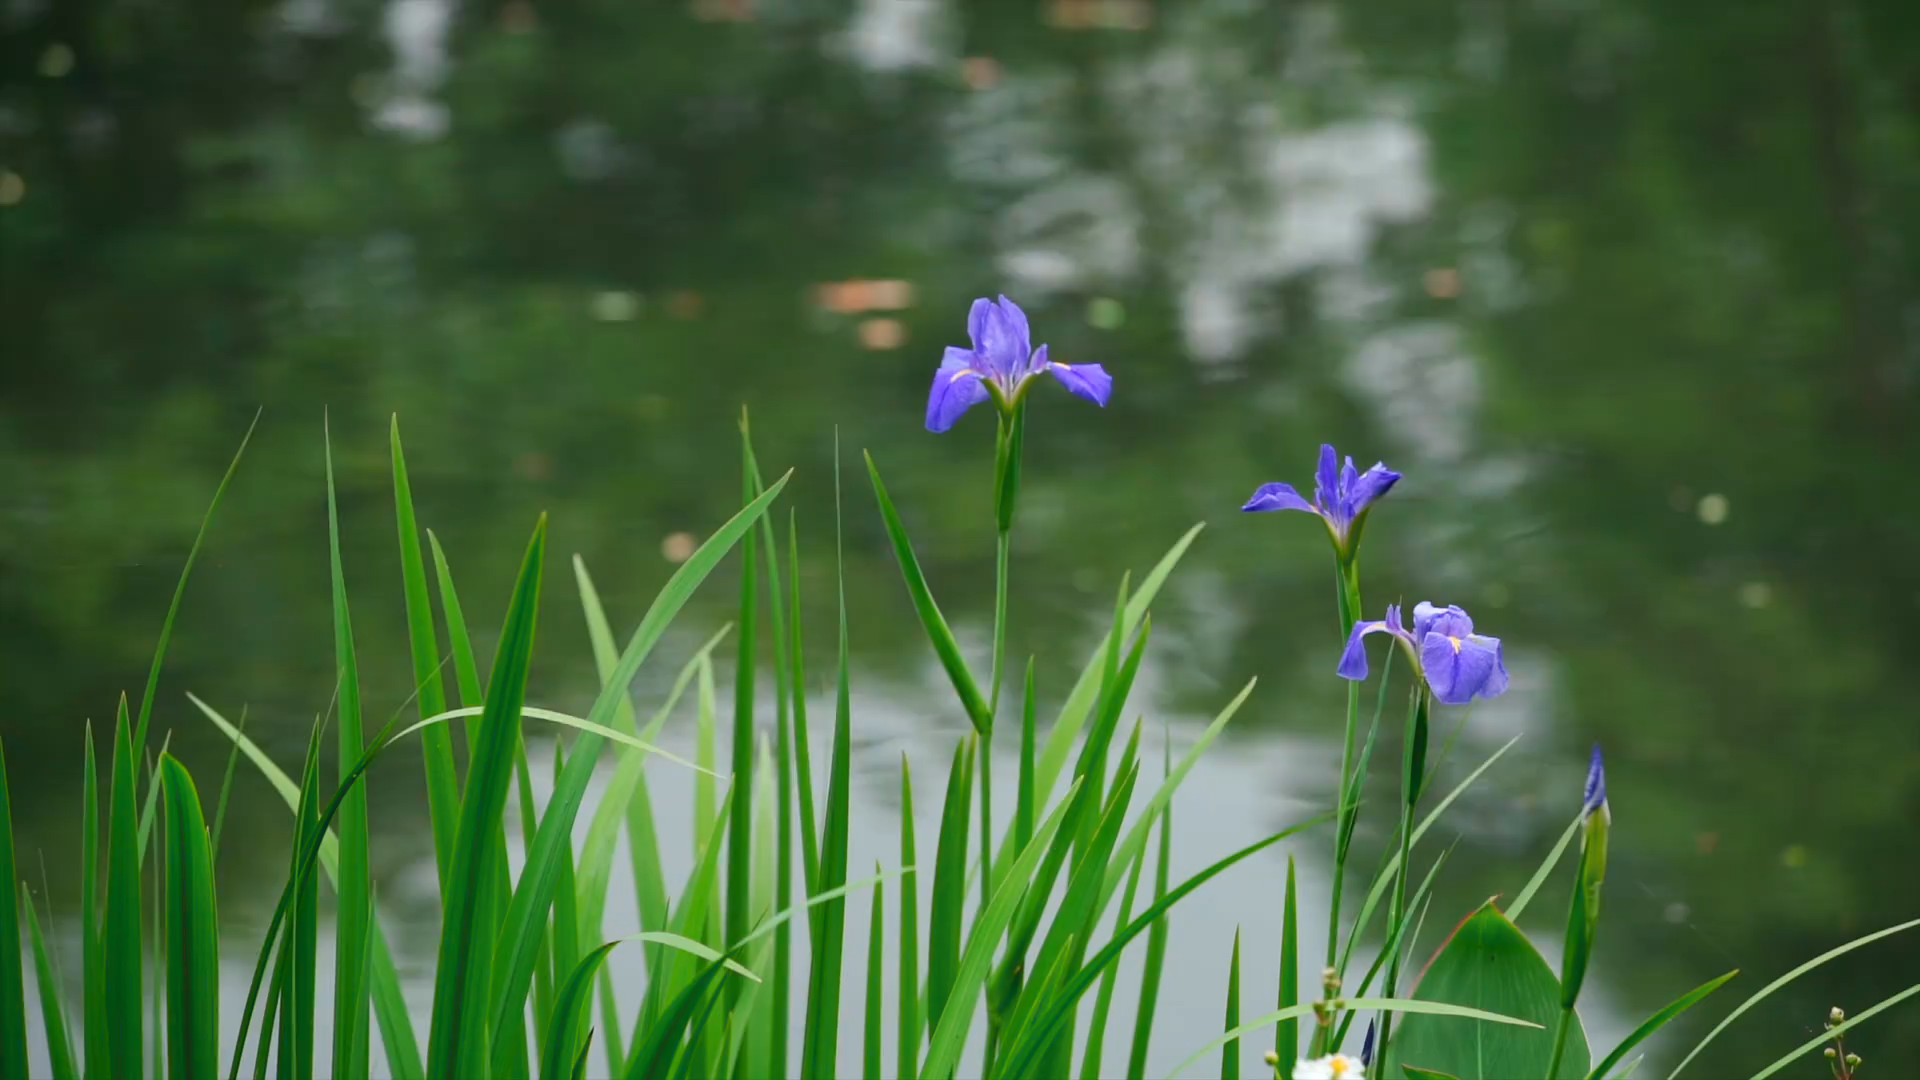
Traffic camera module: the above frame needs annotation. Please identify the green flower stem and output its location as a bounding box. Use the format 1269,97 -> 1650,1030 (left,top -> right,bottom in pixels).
1376,685 -> 1430,1059
1545,1005 -> 1574,1080
1315,558 -> 1363,1055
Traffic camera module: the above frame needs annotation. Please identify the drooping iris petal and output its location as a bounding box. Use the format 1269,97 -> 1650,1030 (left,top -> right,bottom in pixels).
1336,604 -> 1410,681
1045,355 -> 1112,406
974,295 -> 1030,378
1421,631 -> 1504,705
925,349 -> 989,432
1475,636 -> 1510,698
1241,481 -> 1315,514
1346,463 -> 1402,516
1314,444 -> 1340,509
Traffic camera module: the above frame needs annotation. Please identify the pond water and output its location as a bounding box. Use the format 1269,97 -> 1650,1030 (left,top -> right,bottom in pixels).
4,1 -> 1918,1076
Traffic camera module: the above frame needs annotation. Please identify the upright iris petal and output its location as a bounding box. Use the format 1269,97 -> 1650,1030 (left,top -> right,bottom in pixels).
924,295 -> 1113,432
1242,442 -> 1402,556
1337,599 -> 1509,705
1583,744 -> 1609,824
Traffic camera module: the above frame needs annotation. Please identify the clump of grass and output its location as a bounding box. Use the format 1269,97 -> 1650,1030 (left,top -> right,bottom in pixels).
0,407 -> 1910,1080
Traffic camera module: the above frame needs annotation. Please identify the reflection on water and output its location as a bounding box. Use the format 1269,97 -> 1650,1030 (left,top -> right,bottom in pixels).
4,0 -> 1918,1074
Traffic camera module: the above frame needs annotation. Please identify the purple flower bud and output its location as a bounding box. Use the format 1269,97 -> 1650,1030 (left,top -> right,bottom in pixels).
1583,743 -> 1610,824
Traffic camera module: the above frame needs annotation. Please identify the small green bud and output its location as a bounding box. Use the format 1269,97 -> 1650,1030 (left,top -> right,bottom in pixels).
1263,1050 -> 1280,1066
1831,1005 -> 1846,1024
1825,1048 -> 1837,1060
1846,1053 -> 1861,1068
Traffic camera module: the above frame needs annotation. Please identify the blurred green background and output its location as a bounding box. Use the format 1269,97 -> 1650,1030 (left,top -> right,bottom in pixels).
3,0 -> 1918,1074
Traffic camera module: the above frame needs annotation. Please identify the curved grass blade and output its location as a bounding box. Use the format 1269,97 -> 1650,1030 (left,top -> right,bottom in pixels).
23,886 -> 77,1080
863,450 -> 991,732
1124,759 -> 1172,1080
1508,812 -> 1583,925
1586,970 -> 1735,1080
1667,915 -> 1920,1077
918,777 -> 1084,1080
542,941 -> 620,1080
323,417 -> 373,1080
487,478 -> 791,1065
132,409 -> 257,758
158,756 -> 219,1080
104,704 -> 143,1080
1747,981 -> 1920,1080
209,706 -> 246,861
1078,839 -> 1147,1080
390,416 -> 459,889
424,516 -> 547,1080
924,737 -> 974,1045
1168,998 -> 1539,1080
897,756 -> 921,1080
1005,815 -> 1332,1080
728,413 -> 760,979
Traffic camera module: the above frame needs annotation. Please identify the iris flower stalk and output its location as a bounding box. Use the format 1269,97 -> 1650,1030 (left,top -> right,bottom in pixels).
1336,601 -> 1510,1057
926,294 -> 1110,1065
1244,445 -> 1400,1053
1547,745 -> 1611,1079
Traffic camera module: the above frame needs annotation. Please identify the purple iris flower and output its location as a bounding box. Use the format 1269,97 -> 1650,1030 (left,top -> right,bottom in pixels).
1336,601 -> 1510,706
925,295 -> 1112,433
1583,743 -> 1610,825
1241,444 -> 1401,556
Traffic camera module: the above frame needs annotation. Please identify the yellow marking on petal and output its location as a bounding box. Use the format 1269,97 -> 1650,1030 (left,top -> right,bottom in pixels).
1448,635 -> 1463,653
949,368 -> 979,383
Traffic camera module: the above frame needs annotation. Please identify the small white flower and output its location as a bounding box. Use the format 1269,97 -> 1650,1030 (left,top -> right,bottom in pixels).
1293,1054 -> 1366,1080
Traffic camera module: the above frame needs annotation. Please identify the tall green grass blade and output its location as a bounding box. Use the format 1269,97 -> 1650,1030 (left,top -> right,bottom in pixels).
425,516 -> 547,1080
863,863 -> 885,1080
788,512 -> 820,893
696,660 -> 719,867
136,734 -> 173,859
995,937 -> 1079,1080
1169,997 -> 1540,1079
1016,658 -> 1036,858
80,723 -> 105,1080
729,414 -> 760,980
1667,915 -> 1920,1077
323,419 -> 373,1080
639,790 -> 735,1041
390,416 -> 459,890
741,735 -> 779,1080
0,739 -> 27,1080
23,886 -> 77,1080
132,409 -> 257,759
426,530 -> 485,709
1221,928 -> 1242,1080
542,942 -> 620,1080
1079,841 -> 1147,1080
863,450 -> 991,732
801,444 -> 855,1080
924,737 -> 974,1045
1012,815 -> 1330,1080
1125,745 -> 1173,1080
1508,813 -> 1583,925
104,703 -> 143,1080
897,756 -> 921,1080
1585,970 -> 1735,1080
918,777 -> 1084,1080
1278,854 -> 1299,1073
149,761 -> 164,1080
209,706 -> 246,860
286,726 -> 326,1080
1747,981 -> 1920,1080
490,478 -> 790,1069
158,756 -> 219,1080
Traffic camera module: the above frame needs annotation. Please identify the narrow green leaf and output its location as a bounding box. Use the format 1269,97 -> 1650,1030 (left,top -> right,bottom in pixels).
1667,915 -> 1920,1077
133,409 -> 257,759
1221,928 -> 1242,1080
1169,998 -> 1537,1080
277,723 -> 325,1080
1586,970 -> 1735,1080
1124,770 -> 1172,1080
696,660 -> 719,862
863,450 -> 991,731
390,415 -> 460,890
209,705 -> 246,861
323,419 -> 372,1080
743,429 -> 795,1080
0,738 -> 30,1080
1404,1067 -> 1463,1080
542,942 -> 620,1080
81,723 -> 105,1080
1079,841 -> 1147,1080
23,886 -> 78,1080
425,516 -> 547,1080
1278,854 -> 1299,1073
897,756 -> 921,1080
918,777 -> 1085,1080
1015,658 -> 1036,857
863,864 -> 885,1080
924,737 -> 974,1042
800,446 -> 855,1080
158,756 -> 219,1080
104,703 -> 143,1080
788,512 -> 820,894
728,414 -> 760,972
1747,981 -> 1920,1080
1508,813 -> 1583,925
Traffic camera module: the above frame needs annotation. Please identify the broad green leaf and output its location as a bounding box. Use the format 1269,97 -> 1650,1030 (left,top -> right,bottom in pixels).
1385,900 -> 1588,1079
158,756 -> 219,1080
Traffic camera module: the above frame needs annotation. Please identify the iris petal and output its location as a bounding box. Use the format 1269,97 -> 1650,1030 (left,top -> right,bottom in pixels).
1474,636 -> 1509,699
1421,631 -> 1503,704
997,295 -> 1032,366
1337,607 -> 1412,682
967,298 -> 994,354
1347,463 -> 1402,515
925,351 -> 989,432
1045,355 -> 1112,406
975,296 -> 1028,378
1314,444 -> 1340,511
1241,481 -> 1315,514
